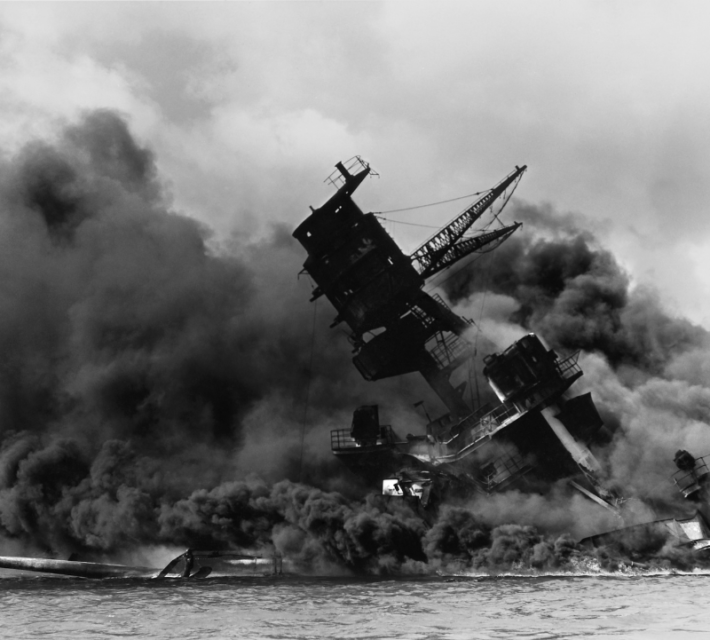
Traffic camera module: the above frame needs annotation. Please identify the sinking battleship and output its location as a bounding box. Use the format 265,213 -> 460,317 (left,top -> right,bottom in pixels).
0,549 -> 284,579
293,157 -> 710,554
4,159 -> 708,581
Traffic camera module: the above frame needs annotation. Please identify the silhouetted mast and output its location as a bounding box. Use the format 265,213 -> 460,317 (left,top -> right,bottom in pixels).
409,165 -> 526,279
293,158 -> 525,417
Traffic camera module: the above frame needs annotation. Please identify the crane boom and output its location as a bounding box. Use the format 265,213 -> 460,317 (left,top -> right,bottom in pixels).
422,223 -> 522,279
409,165 -> 526,278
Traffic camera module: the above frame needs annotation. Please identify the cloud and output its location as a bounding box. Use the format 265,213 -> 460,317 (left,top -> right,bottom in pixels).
0,4 -> 710,572
0,110 -> 434,559
0,2 -> 709,324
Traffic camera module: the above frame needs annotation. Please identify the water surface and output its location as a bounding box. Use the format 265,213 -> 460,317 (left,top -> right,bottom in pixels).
1,574 -> 708,639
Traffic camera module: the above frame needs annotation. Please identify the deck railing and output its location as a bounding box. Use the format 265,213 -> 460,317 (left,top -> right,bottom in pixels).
428,332 -> 473,370
444,402 -> 520,449
331,425 -> 399,452
557,351 -> 582,380
673,457 -> 710,498
476,450 -> 529,493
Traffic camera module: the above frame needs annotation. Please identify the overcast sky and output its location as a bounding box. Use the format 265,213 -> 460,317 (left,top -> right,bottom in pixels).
1,1 -> 709,323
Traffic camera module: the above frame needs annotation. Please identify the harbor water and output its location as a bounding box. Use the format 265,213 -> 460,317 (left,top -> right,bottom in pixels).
1,573 -> 709,639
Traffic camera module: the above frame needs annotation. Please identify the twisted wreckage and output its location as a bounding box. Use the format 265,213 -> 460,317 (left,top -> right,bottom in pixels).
3,157 -> 709,580
293,157 -> 710,555
0,550 -> 283,580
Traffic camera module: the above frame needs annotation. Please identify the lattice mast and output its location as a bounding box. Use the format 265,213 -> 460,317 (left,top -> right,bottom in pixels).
410,165 -> 526,279
293,158 -> 526,417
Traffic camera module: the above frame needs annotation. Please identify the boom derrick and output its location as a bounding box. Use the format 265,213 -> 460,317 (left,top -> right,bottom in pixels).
291,159 -> 668,536
293,159 -> 525,418
409,165 -> 526,279
421,222 -> 522,280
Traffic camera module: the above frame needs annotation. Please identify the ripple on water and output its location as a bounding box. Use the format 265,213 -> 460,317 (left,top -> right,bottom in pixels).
1,575 -> 710,639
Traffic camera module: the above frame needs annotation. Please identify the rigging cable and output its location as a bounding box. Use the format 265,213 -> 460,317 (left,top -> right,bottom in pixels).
374,216 -> 454,231
376,180 -> 515,239
298,295 -> 318,484
372,190 -> 490,215
472,258 -> 495,408
491,186 -> 516,225
467,355 -> 476,411
378,213 -> 504,234
423,245 -> 498,294
422,204 -> 519,293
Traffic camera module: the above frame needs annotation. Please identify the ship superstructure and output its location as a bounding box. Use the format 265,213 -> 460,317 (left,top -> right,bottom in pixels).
293,158 -> 619,512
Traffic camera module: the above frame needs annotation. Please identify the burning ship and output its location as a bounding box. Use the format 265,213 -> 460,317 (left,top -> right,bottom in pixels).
293,157 -> 710,553
5,156 -> 710,581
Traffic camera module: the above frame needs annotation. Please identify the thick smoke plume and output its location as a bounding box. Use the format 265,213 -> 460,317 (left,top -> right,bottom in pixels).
0,110 -> 429,563
445,201 -> 710,516
446,203 -> 708,374
1,111 -> 709,575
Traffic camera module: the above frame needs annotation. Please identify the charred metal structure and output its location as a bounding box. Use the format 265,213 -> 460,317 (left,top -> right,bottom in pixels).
0,550 -> 283,579
293,158 -> 618,512
581,450 -> 710,552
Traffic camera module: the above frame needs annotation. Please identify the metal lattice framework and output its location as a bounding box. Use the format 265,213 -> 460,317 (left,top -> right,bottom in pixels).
422,223 -> 522,278
409,165 -> 527,279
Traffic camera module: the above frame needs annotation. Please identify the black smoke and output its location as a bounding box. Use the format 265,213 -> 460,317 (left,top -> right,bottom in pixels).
442,200 -> 710,531
0,110 -> 431,559
444,202 -> 709,374
1,112 -> 709,574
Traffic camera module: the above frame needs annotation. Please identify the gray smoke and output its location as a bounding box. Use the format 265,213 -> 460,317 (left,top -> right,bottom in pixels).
1,111 -> 708,574
444,202 -> 708,373
443,200 -> 710,530
0,110 -> 423,557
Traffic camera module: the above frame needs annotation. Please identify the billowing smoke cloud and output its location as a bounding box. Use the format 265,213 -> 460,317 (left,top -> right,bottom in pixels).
445,202 -> 708,373
1,111 -> 709,575
443,200 -> 710,520
0,110 -> 432,560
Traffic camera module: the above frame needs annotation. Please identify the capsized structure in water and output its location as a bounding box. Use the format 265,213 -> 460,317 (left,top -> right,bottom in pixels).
292,157 -> 710,554
0,549 -> 285,579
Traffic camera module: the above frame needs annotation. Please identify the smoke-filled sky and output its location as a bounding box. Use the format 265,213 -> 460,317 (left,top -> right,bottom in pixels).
2,2 -> 710,571
1,1 -> 709,322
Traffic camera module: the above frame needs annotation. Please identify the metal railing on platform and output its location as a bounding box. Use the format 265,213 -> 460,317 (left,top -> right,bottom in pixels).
428,332 -> 472,370
444,402 -> 520,449
557,351 -> 582,379
673,457 -> 710,498
331,425 -> 399,452
476,450 -> 529,493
